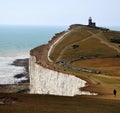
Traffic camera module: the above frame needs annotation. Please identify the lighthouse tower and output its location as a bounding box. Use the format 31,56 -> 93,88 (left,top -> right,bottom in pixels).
88,17 -> 92,25
88,17 -> 96,27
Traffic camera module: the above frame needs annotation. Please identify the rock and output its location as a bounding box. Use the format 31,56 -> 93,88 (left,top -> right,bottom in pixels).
16,88 -> 30,94
14,74 -> 25,78
11,58 -> 29,72
12,58 -> 29,83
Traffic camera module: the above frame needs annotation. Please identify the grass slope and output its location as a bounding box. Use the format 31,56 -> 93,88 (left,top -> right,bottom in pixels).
50,26 -> 120,62
49,26 -> 120,100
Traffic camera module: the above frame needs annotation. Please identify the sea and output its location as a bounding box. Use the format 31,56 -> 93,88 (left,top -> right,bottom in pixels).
0,25 -> 67,84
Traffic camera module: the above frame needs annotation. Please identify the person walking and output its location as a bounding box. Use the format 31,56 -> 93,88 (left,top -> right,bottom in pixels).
113,89 -> 117,97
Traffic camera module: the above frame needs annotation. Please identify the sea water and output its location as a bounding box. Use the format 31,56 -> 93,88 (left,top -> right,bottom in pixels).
0,25 -> 67,84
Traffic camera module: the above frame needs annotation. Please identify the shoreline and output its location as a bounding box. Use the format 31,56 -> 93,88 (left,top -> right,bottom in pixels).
0,83 -> 29,93
0,58 -> 29,93
12,58 -> 29,84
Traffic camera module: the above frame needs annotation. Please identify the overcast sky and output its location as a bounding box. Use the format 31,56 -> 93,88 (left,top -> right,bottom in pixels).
0,0 -> 120,26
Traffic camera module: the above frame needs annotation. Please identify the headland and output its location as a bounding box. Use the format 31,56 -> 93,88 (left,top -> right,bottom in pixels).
30,18 -> 120,99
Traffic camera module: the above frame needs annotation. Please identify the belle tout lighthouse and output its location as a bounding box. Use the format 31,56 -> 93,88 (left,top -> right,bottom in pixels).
88,17 -> 96,27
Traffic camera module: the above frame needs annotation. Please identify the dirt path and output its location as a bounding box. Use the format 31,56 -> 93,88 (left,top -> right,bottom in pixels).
85,31 -> 120,53
48,30 -> 71,62
81,31 -> 95,42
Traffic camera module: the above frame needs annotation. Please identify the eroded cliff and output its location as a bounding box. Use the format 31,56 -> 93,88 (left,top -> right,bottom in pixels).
29,25 -> 98,96
29,55 -> 93,96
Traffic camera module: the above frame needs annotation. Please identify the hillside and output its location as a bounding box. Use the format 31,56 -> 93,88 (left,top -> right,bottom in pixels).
49,26 -> 120,61
47,25 -> 120,99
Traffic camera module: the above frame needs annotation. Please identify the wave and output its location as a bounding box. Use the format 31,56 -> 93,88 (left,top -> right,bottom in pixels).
0,54 -> 28,84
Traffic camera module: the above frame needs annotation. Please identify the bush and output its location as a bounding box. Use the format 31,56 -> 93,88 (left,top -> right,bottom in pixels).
72,45 -> 79,49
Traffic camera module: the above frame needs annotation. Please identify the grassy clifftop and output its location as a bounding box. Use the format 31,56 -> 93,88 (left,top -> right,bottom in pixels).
30,25 -> 120,99
49,26 -> 120,62
49,25 -> 120,99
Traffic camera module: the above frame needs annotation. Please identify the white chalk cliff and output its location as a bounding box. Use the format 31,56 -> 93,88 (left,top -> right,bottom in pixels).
29,55 -> 95,96
29,26 -> 97,96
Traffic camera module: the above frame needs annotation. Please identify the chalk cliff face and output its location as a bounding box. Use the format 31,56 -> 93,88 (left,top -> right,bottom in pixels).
29,55 -> 93,96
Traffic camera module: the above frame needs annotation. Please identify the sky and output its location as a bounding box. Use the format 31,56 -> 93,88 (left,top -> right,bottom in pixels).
0,0 -> 120,26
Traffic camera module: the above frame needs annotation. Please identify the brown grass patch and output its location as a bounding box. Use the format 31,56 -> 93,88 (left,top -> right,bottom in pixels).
0,93 -> 120,113
71,57 -> 120,76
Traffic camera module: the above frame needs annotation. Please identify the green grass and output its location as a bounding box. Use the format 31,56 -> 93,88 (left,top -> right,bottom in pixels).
0,93 -> 120,113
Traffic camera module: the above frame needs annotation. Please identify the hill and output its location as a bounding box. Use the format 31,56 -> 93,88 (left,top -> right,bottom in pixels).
49,25 -> 120,61
48,25 -> 120,99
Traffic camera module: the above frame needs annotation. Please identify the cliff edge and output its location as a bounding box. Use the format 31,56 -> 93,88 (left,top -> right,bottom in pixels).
29,25 -> 96,96
30,24 -> 120,98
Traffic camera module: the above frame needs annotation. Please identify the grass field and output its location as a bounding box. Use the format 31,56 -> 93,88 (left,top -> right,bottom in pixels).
0,93 -> 120,113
